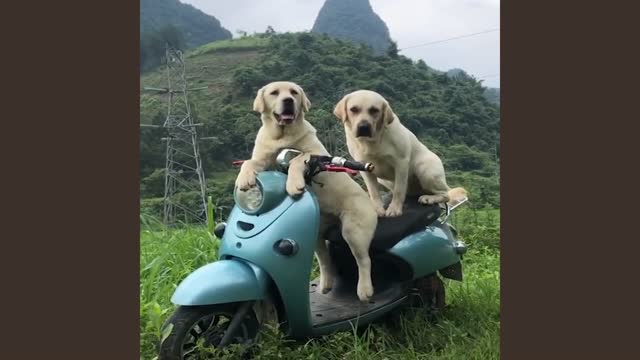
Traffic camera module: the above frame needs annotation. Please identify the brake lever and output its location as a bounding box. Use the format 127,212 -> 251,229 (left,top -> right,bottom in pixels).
324,165 -> 359,176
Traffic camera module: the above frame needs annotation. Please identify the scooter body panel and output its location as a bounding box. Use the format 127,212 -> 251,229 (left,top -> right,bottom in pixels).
389,222 -> 461,279
219,172 -> 321,337
171,259 -> 270,306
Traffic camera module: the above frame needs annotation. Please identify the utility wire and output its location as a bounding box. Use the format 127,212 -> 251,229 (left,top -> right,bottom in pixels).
399,28 -> 500,51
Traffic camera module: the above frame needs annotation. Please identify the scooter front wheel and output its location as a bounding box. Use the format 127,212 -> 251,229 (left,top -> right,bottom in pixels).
158,302 -> 260,360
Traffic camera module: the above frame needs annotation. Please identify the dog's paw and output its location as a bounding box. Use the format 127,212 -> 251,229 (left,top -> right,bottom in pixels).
418,194 -> 447,205
236,171 -> 256,191
357,281 -> 374,302
371,200 -> 386,217
286,176 -> 306,197
319,273 -> 334,294
385,203 -> 403,217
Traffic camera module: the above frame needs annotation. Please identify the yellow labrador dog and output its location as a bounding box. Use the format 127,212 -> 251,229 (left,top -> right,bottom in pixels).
335,90 -> 467,217
235,81 -> 378,301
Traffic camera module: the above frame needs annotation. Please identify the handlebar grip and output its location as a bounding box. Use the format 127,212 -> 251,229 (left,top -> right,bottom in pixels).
328,156 -> 374,172
343,160 -> 374,172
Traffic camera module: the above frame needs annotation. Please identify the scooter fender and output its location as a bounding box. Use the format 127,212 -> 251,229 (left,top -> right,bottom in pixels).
171,259 -> 270,306
389,223 -> 463,279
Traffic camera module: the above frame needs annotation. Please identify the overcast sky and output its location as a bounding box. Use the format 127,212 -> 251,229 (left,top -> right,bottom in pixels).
182,0 -> 500,88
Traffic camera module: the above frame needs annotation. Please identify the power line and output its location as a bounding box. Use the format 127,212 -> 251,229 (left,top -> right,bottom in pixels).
399,28 -> 500,51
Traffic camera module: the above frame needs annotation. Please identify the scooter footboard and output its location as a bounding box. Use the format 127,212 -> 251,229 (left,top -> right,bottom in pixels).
171,259 -> 270,306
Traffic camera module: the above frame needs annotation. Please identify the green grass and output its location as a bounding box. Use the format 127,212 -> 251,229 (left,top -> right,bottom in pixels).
187,37 -> 270,57
140,209 -> 500,359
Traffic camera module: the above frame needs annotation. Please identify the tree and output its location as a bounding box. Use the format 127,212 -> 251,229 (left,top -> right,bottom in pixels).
157,24 -> 185,50
140,24 -> 185,72
387,40 -> 399,58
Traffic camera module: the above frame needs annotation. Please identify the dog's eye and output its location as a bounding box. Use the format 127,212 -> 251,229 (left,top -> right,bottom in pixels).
290,89 -> 299,95
350,106 -> 360,114
270,90 -> 279,96
369,107 -> 380,115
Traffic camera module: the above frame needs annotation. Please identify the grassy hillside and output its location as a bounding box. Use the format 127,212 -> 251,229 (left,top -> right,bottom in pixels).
140,32 -> 500,218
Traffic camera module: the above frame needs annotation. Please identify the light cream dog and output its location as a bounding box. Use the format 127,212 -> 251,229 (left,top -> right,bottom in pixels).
235,81 -> 377,301
334,90 -> 467,217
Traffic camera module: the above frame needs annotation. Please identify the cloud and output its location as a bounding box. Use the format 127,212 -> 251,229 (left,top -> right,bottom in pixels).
181,0 -> 500,87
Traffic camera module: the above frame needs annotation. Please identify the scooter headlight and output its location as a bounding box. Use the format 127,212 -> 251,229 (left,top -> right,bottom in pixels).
235,185 -> 264,213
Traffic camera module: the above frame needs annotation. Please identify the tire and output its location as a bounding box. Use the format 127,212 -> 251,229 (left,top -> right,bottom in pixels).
158,302 -> 260,360
411,274 -> 446,314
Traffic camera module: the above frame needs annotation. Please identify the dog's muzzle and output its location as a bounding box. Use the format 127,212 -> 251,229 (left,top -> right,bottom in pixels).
275,98 -> 296,125
356,122 -> 372,138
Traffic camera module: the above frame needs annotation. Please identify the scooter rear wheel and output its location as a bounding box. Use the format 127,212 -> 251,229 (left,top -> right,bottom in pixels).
158,302 -> 260,360
412,274 -> 446,312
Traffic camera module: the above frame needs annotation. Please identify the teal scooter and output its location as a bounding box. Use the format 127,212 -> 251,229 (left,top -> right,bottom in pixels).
159,149 -> 468,359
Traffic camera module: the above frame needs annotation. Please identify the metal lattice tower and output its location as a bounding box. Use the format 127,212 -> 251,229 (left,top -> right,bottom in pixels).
323,87 -> 350,157
145,45 -> 208,225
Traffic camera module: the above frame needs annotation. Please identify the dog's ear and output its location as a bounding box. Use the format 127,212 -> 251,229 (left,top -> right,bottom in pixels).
252,86 -> 266,113
382,100 -> 395,125
300,87 -> 311,112
333,94 -> 349,122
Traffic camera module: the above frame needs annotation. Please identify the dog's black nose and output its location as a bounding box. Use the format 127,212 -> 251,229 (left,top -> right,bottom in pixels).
356,122 -> 372,137
282,97 -> 295,114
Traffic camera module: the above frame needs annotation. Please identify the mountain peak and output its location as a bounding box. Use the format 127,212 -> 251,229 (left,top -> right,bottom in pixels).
140,0 -> 232,49
311,0 -> 393,55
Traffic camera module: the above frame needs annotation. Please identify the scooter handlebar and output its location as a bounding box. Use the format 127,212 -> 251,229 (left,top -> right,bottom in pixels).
330,157 -> 374,172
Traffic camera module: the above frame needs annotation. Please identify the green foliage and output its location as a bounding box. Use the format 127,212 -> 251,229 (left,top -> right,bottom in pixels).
441,144 -> 496,176
140,197 -> 163,219
140,169 -> 165,198
140,226 -> 220,357
140,24 -> 186,72
387,40 -> 399,58
207,196 -> 215,235
312,0 -> 393,55
140,0 -> 231,49
140,208 -> 500,359
483,87 -> 500,105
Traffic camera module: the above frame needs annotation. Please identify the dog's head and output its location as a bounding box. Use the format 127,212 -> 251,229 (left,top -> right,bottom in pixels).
253,81 -> 311,126
334,90 -> 395,141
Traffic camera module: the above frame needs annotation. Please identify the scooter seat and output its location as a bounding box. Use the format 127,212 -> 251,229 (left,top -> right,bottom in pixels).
325,197 -> 442,251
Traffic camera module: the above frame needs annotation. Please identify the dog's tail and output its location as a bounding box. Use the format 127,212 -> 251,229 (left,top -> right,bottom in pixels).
447,187 -> 468,207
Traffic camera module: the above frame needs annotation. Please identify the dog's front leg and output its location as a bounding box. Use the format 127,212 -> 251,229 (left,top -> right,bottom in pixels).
236,159 -> 267,190
285,153 -> 309,197
362,172 -> 386,217
385,162 -> 409,217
